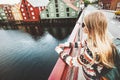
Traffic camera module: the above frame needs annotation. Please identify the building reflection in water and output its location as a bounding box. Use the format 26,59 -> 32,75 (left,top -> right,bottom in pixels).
0,24 -> 74,40
48,26 -> 73,40
0,24 -> 74,80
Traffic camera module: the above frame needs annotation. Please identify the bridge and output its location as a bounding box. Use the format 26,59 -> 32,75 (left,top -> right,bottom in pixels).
48,5 -> 120,80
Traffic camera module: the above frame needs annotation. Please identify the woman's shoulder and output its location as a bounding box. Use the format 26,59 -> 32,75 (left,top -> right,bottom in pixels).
104,67 -> 120,80
111,38 -> 120,64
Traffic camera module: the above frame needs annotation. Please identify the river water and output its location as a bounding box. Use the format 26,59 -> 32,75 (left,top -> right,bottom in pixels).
0,25 -> 74,80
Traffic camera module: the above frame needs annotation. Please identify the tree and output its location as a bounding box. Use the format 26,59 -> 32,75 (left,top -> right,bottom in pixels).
84,0 -> 90,7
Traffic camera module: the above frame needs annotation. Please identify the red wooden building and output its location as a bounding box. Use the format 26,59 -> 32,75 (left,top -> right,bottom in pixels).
27,0 -> 47,13
100,0 -> 112,9
20,0 -> 40,22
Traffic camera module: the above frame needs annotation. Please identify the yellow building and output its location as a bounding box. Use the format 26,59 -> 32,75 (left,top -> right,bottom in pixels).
11,3 -> 23,21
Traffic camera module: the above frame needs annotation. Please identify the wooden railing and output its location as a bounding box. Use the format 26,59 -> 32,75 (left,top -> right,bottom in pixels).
48,7 -> 86,80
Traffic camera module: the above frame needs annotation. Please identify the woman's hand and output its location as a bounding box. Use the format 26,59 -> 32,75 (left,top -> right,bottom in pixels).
58,42 -> 72,48
55,46 -> 63,54
55,42 -> 71,55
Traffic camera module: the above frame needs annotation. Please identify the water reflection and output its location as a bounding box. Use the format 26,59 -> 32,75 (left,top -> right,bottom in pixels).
48,27 -> 73,40
0,24 -> 74,40
0,24 -> 74,80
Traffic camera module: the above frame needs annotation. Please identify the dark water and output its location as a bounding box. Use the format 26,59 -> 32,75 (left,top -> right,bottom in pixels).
0,25 -> 73,80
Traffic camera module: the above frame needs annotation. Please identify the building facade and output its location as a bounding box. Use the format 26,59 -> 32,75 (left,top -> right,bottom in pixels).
0,6 -> 7,21
100,0 -> 120,10
2,4 -> 14,21
100,0 -> 112,9
110,0 -> 120,10
40,0 -> 80,19
11,4 -> 23,21
20,0 -> 40,22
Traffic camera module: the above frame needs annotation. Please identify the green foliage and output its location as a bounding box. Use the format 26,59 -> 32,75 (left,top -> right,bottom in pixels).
83,0 -> 90,7
84,0 -> 90,4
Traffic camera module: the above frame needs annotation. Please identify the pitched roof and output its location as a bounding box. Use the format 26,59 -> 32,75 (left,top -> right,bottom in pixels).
0,0 -> 20,5
27,0 -> 50,7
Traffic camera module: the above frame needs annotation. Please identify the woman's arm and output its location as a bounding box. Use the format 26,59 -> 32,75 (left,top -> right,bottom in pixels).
58,41 -> 83,49
55,46 -> 73,66
55,46 -> 86,67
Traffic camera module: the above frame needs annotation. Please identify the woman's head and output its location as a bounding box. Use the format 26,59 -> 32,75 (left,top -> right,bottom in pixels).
84,11 -> 108,42
83,11 -> 115,68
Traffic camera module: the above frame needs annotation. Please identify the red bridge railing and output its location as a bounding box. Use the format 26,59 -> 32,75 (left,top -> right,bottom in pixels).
48,7 -> 85,80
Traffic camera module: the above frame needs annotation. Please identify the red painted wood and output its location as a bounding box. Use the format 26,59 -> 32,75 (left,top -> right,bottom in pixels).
20,0 -> 40,22
48,58 -> 66,80
73,66 -> 79,80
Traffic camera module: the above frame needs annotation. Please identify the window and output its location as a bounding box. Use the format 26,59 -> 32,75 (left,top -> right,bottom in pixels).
66,8 -> 69,12
47,14 -> 49,17
56,14 -> 59,17
9,10 -> 11,13
31,12 -> 34,15
46,9 -> 48,12
55,0 -> 57,3
24,17 -> 26,19
21,5 -> 24,7
23,13 -> 25,16
21,9 -> 24,12
67,13 -> 69,17
4,11 -> 7,13
55,4 -> 58,7
56,9 -> 59,12
33,16 -> 35,19
28,4 -> 30,6
30,7 -> 33,10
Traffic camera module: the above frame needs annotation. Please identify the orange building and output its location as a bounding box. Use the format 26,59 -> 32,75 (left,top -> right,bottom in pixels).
110,0 -> 120,10
20,0 -> 40,22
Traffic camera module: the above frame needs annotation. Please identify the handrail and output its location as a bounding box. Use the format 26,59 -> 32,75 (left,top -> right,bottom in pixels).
48,7 -> 86,80
48,5 -> 98,80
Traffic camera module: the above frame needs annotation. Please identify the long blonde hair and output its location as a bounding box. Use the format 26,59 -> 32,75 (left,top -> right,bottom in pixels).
84,11 -> 115,68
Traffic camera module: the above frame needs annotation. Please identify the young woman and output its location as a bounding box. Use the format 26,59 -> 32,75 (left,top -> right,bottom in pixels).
55,11 -> 120,80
